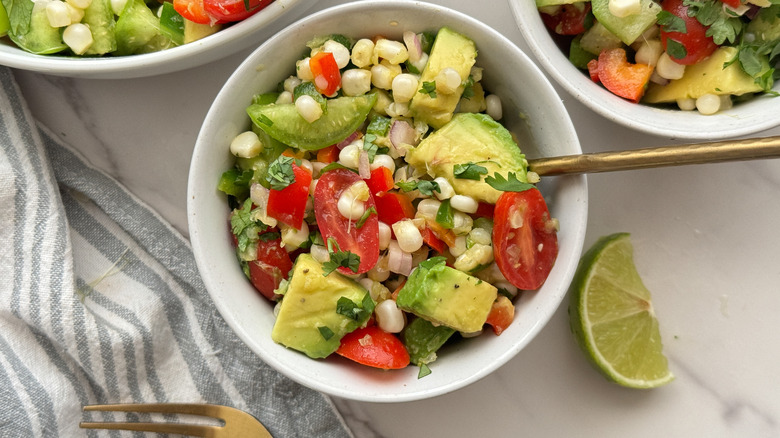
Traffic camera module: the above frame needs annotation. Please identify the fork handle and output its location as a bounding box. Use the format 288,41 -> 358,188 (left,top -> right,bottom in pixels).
527,135 -> 780,176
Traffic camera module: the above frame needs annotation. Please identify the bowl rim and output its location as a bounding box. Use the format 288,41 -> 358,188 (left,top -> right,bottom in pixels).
0,0 -> 309,79
188,0 -> 589,402
508,0 -> 780,140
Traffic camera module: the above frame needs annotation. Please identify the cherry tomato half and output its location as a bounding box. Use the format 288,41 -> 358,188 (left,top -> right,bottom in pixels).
659,0 -> 718,65
314,168 -> 379,275
203,0 -> 272,22
540,3 -> 592,35
492,188 -> 558,290
173,0 -> 211,24
336,326 -> 410,369
248,231 -> 293,301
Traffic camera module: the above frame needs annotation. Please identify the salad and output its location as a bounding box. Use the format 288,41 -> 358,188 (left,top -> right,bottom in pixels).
537,0 -> 780,114
217,27 -> 560,376
0,0 -> 272,56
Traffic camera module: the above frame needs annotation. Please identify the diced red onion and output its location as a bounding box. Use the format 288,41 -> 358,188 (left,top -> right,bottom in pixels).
387,241 -> 413,276
250,183 -> 270,208
335,131 -> 360,149
403,31 -> 423,64
357,149 -> 371,179
388,120 -> 418,152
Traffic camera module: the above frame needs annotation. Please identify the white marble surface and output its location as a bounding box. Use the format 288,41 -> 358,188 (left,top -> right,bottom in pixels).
12,0 -> 780,436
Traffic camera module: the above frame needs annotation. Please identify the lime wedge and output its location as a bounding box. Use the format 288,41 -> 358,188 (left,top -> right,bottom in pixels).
569,233 -> 674,389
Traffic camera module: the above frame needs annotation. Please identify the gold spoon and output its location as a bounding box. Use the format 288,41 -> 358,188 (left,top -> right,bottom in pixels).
527,136 -> 780,176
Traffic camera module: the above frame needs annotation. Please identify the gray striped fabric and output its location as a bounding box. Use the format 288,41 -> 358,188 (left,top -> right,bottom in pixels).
0,66 -> 352,438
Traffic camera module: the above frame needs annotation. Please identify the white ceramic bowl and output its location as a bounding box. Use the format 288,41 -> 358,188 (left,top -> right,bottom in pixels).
0,0 -> 311,79
509,0 -> 780,140
188,0 -> 588,402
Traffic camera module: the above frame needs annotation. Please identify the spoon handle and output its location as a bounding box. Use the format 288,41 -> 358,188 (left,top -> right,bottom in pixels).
527,136 -> 780,176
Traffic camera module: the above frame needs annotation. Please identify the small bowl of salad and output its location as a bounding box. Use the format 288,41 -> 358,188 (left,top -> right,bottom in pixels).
510,0 -> 780,139
0,0 -> 311,79
188,0 -> 588,402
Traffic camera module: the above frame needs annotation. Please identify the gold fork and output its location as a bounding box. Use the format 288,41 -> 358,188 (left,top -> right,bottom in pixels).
80,403 -> 273,437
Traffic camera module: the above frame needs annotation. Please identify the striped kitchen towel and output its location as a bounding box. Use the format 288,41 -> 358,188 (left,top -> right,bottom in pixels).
0,66 -> 352,438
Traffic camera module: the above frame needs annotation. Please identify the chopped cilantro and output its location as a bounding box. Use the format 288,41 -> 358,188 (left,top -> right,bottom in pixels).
419,81 -> 437,98
665,39 -> 688,61
396,179 -> 440,196
453,162 -> 488,180
217,167 -> 254,198
461,75 -> 476,99
367,115 -> 392,137
258,231 -> 281,242
683,0 -> 742,45
363,134 -> 389,162
656,10 -> 687,33
266,155 -> 297,190
335,294 -> 375,321
230,198 -> 268,252
355,206 -> 377,229
322,238 -> 361,276
318,326 -> 335,340
484,172 -> 535,192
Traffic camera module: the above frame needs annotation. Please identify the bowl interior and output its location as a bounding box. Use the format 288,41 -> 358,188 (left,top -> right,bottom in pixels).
509,0 -> 780,140
188,0 -> 588,402
0,0 -> 311,79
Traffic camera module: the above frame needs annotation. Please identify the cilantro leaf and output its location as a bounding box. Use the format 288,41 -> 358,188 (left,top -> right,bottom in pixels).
217,168 -> 254,198
355,206 -> 377,229
484,172 -> 535,192
453,162 -> 488,180
419,81 -> 437,98
318,326 -> 335,340
461,75 -> 475,99
396,179 -> 440,196
367,115 -> 392,137
335,295 -> 375,321
266,155 -> 297,190
656,10 -> 687,33
665,39 -> 688,61
362,134 -> 389,162
322,238 -> 361,276
230,198 -> 268,252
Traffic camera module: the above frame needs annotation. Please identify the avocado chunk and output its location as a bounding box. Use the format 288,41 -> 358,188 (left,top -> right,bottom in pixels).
643,47 -> 767,103
248,93 -> 377,151
405,112 -> 527,204
401,317 -> 455,366
591,0 -> 660,45
271,254 -> 374,359
396,257 -> 498,333
409,27 -> 477,129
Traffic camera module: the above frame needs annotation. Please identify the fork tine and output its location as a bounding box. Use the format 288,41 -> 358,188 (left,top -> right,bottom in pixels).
79,421 -> 218,436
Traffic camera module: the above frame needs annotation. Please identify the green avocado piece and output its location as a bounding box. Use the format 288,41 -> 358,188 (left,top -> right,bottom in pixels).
5,6 -> 67,55
405,112 -> 527,204
247,94 -> 377,151
591,0 -> 660,45
271,254 -> 374,359
409,26 -> 477,129
401,317 -> 455,366
643,47 -> 767,103
396,257 -> 497,333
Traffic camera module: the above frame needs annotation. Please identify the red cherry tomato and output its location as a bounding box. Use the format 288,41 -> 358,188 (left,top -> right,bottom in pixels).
595,48 -> 654,103
492,188 -> 558,290
659,0 -> 718,65
473,201 -> 495,219
316,145 -> 340,164
314,168 -> 379,274
540,3 -> 592,35
203,0 -> 272,22
718,0 -> 741,7
309,51 -> 341,96
266,162 -> 312,230
336,326 -> 410,369
485,295 -> 515,335
248,231 -> 293,301
173,0 -> 212,24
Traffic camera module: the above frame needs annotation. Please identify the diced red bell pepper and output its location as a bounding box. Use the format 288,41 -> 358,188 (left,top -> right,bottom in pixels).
365,167 -> 395,194
316,145 -> 340,164
267,163 -> 312,229
421,227 -> 447,254
309,51 -> 341,96
587,58 -> 600,83
595,48 -> 654,103
336,326 -> 410,369
719,0 -> 741,8
373,192 -> 415,226
485,295 -> 515,336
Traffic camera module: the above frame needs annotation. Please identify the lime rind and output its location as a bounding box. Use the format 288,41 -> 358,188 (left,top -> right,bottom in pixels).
569,233 -> 674,389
